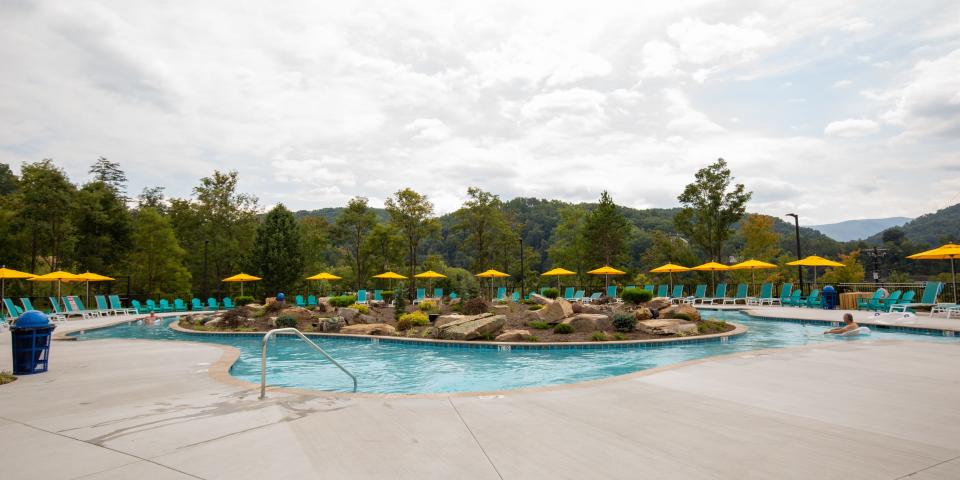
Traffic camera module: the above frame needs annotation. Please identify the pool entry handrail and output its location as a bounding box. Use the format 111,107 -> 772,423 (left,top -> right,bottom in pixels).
259,328 -> 357,398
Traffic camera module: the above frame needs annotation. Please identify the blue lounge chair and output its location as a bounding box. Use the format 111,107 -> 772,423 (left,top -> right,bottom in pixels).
573,290 -> 584,302
512,291 -> 520,302
656,285 -> 668,297
434,288 -> 443,299
857,290 -> 885,310
191,298 -> 205,311
723,284 -> 749,304
890,281 -> 942,312
159,299 -> 176,312
584,292 -> 601,303
308,295 -> 318,306
801,289 -> 821,308
669,285 -> 685,304
145,299 -> 160,312
781,290 -> 802,307
563,287 -> 576,301
747,283 -> 773,306
295,295 -> 306,307
879,291 -> 903,311
414,288 -> 426,304
207,297 -> 220,310
110,295 -> 137,315
494,287 -> 506,301
896,290 -> 916,307
173,298 -> 188,312
763,283 -> 792,306
130,300 -> 149,314
222,297 -> 235,309
606,285 -> 617,298
703,284 -> 727,304
643,284 -> 654,293
356,290 -> 368,304
683,284 -> 707,304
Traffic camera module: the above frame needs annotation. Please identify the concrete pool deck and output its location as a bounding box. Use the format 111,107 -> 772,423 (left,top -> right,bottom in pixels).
1,316 -> 960,479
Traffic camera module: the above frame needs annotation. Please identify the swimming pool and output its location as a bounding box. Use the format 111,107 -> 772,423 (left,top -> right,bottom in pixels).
71,311 -> 960,394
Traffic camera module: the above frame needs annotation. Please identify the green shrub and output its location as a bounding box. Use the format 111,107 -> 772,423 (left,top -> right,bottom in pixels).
621,288 -> 652,305
351,303 -> 369,314
523,299 -> 539,305
612,333 -> 626,340
462,297 -> 489,315
393,286 -> 407,320
542,288 -> 560,299
528,321 -> 550,330
528,304 -> 543,311
329,295 -> 357,308
399,311 -> 430,326
590,331 -> 608,341
697,319 -> 727,334
275,315 -> 297,328
612,312 -> 637,332
553,323 -> 574,334
526,335 -> 539,342
396,317 -> 411,331
234,295 -> 255,306
0,371 -> 15,385
418,300 -> 437,312
673,312 -> 694,321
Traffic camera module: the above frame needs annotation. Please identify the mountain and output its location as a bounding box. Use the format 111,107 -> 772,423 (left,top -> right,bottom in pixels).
810,217 -> 911,242
864,203 -> 960,246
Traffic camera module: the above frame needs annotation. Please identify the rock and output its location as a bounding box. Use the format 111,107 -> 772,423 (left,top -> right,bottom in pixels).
659,304 -> 701,322
206,317 -> 222,327
535,299 -> 574,323
340,323 -> 397,336
337,307 -> 360,324
283,306 -> 314,322
318,316 -> 345,332
438,314 -> 506,341
492,304 -> 511,316
528,293 -> 551,305
637,319 -> 697,335
574,303 -> 604,314
357,313 -> 376,324
634,307 -> 653,321
436,313 -> 487,328
495,329 -> 531,342
561,314 -> 613,332
646,298 -> 672,311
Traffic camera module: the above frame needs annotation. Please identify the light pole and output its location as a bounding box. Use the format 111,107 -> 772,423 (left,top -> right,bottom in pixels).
519,237 -> 524,297
203,240 -> 209,300
786,213 -> 803,293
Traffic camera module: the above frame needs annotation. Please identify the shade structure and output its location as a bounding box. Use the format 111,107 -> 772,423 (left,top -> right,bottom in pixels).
28,270 -> 80,300
414,270 -> 447,279
587,265 -> 626,289
75,271 -> 116,307
0,267 -> 35,319
730,259 -> 777,295
691,262 -> 730,291
650,263 -> 690,291
476,269 -> 510,299
373,271 -> 408,280
541,267 -> 576,289
907,243 -> 960,303
306,272 -> 342,281
222,272 -> 262,296
786,255 -> 844,288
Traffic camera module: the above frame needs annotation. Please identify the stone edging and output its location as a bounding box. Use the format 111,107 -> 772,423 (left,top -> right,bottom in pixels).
741,310 -> 960,335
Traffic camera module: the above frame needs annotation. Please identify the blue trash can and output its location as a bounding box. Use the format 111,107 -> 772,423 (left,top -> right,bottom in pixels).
10,310 -> 56,375
822,286 -> 838,310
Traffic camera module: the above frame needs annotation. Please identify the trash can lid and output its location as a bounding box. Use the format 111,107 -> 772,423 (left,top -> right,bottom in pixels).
823,285 -> 836,292
15,310 -> 50,327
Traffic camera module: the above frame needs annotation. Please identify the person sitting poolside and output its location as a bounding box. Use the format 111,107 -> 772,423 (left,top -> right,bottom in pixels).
824,313 -> 859,335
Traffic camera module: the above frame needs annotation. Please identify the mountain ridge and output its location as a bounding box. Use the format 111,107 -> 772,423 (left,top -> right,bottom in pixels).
810,217 -> 911,242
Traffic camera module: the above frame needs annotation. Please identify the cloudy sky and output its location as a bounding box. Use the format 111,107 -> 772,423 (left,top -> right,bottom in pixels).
1,0 -> 959,224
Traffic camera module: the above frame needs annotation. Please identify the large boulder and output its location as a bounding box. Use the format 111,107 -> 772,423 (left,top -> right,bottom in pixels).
318,316 -> 345,332
491,304 -> 511,316
659,304 -> 701,322
494,329 -> 531,342
637,319 -> 697,335
573,303 -> 604,315
436,313 -> 491,328
337,307 -> 361,324
283,306 -> 314,322
438,314 -> 506,341
528,293 -> 552,305
340,323 -> 397,336
646,298 -> 672,311
529,299 -> 574,324
356,313 -> 377,324
633,307 -> 653,321
561,313 -> 613,332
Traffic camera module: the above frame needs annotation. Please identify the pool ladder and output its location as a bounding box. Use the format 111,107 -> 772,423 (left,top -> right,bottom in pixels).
259,328 -> 357,399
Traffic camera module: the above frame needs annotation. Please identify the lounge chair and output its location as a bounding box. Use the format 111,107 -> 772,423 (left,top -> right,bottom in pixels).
159,299 -> 176,312
857,290 -> 885,311
669,285 -> 685,304
747,283 -> 773,306
109,295 -> 137,315
781,290 -> 802,307
20,297 -> 47,315
222,297 -> 235,309
449,292 -> 458,300
703,283 -> 727,304
683,284 -> 707,304
895,290 -> 915,307
207,297 -> 220,310
412,288 -> 426,304
562,287 -> 576,301
643,284 -> 654,293
130,300 -> 149,314
584,292 -> 601,303
434,288 -> 443,300
308,295 -> 318,306
173,298 -> 188,312
191,298 -> 205,311
95,295 -> 118,315
295,295 -> 306,307
930,302 -> 960,318
494,287 -> 507,302
722,284 -> 749,304
573,290 -> 585,302
801,289 -> 821,308
761,283 -> 792,306
75,296 -> 108,317
145,299 -> 160,312
879,291 -> 903,311
511,291 -> 520,302
656,285 -> 668,297
606,285 -> 618,299
3,298 -> 22,321
62,296 -> 97,318
890,281 -> 943,313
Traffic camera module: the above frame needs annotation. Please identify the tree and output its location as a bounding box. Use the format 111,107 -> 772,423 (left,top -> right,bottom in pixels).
739,214 -> 781,261
18,159 -> 77,275
819,251 -> 866,284
74,181 -> 133,274
130,207 -> 191,295
0,163 -> 17,195
249,204 -> 303,295
454,187 -> 506,272
674,158 -> 752,261
366,222 -> 404,274
548,206 -> 590,287
333,197 -> 377,290
385,188 -> 439,297
299,216 -> 334,275
89,157 -> 128,197
138,186 -> 166,213
583,191 -> 630,266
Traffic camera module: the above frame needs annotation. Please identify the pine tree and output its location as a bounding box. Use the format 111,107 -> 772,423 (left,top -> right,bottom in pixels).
250,204 -> 304,295
130,207 -> 191,295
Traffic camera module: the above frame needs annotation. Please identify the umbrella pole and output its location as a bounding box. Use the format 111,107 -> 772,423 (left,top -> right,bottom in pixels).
86,281 -> 90,308
751,270 -> 756,296
1,278 -> 5,319
951,257 -> 957,304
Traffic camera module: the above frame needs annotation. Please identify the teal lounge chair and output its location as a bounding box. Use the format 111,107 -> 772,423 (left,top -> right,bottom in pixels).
684,284 -> 707,304
20,297 -> 47,314
207,297 -> 220,310
656,285 -> 668,297
75,297 -> 106,316
896,290 -> 916,306
145,299 -> 160,312
357,290 -> 368,304
222,297 -> 235,309
802,289 -> 821,308
643,284 -> 654,293
295,295 -> 306,307
879,291 -> 903,311
191,298 -> 205,311
704,283 -> 727,304
747,283 -> 773,306
62,296 -> 96,318
130,300 -> 149,314
781,290 -> 802,307
95,295 -> 118,315
512,291 -> 520,302
434,288 -> 443,299
563,287 -> 576,301
159,299 -> 175,312
606,285 -> 618,298
414,288 -> 426,304
494,287 -> 507,301
573,290 -> 584,302
723,284 -> 749,304
584,292 -> 601,303
173,298 -> 188,312
857,290 -> 885,310
669,285 -> 685,304
449,292 -> 458,300
890,281 -> 942,312
308,295 -> 318,306
763,283 -> 792,306
110,295 -> 137,315
3,298 -> 21,321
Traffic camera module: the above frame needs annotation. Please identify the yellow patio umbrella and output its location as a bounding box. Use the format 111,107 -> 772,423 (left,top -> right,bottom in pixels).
74,271 -> 115,307
222,273 -> 261,296
650,263 -> 690,291
587,265 -> 626,289
414,270 -> 447,297
786,255 -> 844,289
907,243 -> 960,303
0,267 -> 35,318
373,271 -> 408,292
691,261 -> 730,292
476,269 -> 510,299
730,259 -> 777,295
541,267 -> 576,290
306,272 -> 342,297
28,270 -> 81,301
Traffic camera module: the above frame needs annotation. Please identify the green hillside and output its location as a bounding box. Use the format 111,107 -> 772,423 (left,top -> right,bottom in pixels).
865,203 -> 960,246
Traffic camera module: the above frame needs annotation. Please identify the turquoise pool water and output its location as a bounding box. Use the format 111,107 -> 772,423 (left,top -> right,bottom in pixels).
71,311 -> 960,394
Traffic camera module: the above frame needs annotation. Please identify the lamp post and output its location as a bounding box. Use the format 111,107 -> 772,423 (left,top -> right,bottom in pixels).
786,213 -> 803,293
519,237 -> 524,297
203,240 -> 209,300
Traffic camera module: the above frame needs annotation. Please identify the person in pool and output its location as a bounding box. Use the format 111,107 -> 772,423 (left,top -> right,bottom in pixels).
824,313 -> 859,335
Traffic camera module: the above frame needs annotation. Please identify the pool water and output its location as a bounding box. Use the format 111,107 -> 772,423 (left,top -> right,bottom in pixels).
71,311 -> 960,394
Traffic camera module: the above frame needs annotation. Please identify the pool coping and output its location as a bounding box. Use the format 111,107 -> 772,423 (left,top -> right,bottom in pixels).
736,310 -> 960,336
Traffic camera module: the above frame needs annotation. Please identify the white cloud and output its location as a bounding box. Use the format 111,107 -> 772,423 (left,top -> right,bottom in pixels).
662,88 -> 724,134
824,118 -> 880,137
880,48 -> 960,140
666,16 -> 775,65
405,118 -> 452,141
833,79 -> 853,88
639,41 -> 680,78
844,18 -> 874,33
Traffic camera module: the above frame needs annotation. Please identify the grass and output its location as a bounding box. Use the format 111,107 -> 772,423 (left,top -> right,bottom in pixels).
553,323 -> 574,334
1,371 -> 17,385
697,319 -> 728,334
528,321 -> 550,329
590,331 -> 608,341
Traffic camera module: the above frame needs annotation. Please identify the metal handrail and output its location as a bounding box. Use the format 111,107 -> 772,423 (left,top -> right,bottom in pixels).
259,328 -> 357,399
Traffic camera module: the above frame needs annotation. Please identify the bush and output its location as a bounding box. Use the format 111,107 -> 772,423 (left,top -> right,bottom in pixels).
612,333 -> 625,340
621,288 -> 652,305
393,287 -> 407,320
396,317 -> 411,331
399,311 -> 430,326
542,288 -> 560,299
612,312 -> 637,332
418,300 -> 437,312
528,304 -> 543,311
220,308 -> 246,329
523,299 -> 539,305
0,371 -> 16,385
234,295 -> 255,306
528,321 -> 550,330
553,323 -> 574,334
462,297 -> 489,315
265,300 -> 286,314
590,331 -> 608,341
673,312 -> 694,321
275,315 -> 297,328
697,319 -> 727,334
351,303 -> 369,314
329,295 -> 357,308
